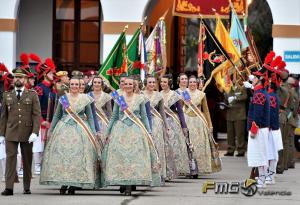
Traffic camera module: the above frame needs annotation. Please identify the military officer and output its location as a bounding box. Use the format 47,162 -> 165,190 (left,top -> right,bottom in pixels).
224,82 -> 248,157
286,77 -> 299,169
276,62 -> 290,174
55,71 -> 69,97
0,67 -> 41,196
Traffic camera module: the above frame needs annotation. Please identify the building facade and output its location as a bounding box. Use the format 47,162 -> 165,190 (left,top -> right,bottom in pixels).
0,0 -> 299,74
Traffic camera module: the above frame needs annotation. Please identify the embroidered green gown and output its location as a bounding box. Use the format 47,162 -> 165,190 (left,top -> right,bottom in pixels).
101,94 -> 161,187
40,94 -> 101,189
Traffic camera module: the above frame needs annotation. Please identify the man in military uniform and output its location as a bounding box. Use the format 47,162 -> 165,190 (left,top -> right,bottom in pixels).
276,62 -> 290,174
55,71 -> 69,97
224,83 -> 248,156
32,56 -> 56,175
0,67 -> 41,195
286,77 -> 299,169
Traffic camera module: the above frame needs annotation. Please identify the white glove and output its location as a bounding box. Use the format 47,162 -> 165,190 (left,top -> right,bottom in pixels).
0,136 -> 5,144
243,81 -> 253,89
248,74 -> 255,82
28,133 -> 38,143
228,96 -> 236,104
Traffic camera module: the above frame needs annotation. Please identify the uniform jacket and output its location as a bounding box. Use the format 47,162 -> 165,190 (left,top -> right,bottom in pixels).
268,88 -> 280,130
247,85 -> 270,131
287,87 -> 299,128
0,89 -> 41,142
277,83 -> 289,124
34,80 -> 56,122
224,86 -> 248,121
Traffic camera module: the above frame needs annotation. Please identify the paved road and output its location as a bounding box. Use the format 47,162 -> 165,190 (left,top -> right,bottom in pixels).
0,154 -> 299,205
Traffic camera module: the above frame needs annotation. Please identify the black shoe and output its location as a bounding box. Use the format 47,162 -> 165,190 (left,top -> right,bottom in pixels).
23,190 -> 31,194
288,164 -> 295,169
276,169 -> 284,174
1,189 -> 13,196
60,186 -> 68,195
68,186 -> 76,195
119,186 -> 125,193
235,153 -> 245,157
124,185 -> 132,196
224,152 -> 234,156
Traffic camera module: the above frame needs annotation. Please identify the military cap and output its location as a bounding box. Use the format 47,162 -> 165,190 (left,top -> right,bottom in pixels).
12,67 -> 28,77
71,70 -> 84,79
56,71 -> 68,78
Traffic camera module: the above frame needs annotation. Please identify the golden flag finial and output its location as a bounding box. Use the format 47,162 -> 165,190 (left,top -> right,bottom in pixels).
123,25 -> 129,32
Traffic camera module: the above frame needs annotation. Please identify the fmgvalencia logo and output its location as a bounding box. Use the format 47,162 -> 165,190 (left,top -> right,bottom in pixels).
202,179 -> 257,197
202,179 -> 292,197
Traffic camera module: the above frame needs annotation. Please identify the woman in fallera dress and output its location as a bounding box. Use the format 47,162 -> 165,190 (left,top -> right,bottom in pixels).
176,73 -> 188,95
88,76 -> 112,144
40,78 -> 101,195
143,75 -> 177,182
160,74 -> 190,176
101,77 -> 161,195
182,75 -> 214,174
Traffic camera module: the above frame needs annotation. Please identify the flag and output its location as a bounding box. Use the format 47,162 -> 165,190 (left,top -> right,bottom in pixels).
215,15 -> 241,65
146,18 -> 167,76
215,15 -> 242,92
127,26 -> 147,81
198,20 -> 230,93
98,31 -> 127,90
229,5 -> 249,54
246,28 -> 262,66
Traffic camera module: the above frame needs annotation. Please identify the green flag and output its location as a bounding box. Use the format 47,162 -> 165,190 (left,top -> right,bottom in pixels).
98,31 -> 127,90
127,27 -> 141,76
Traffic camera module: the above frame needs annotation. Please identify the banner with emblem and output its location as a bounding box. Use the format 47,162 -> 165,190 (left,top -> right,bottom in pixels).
127,25 -> 148,81
173,0 -> 247,18
197,19 -> 231,93
98,30 -> 128,90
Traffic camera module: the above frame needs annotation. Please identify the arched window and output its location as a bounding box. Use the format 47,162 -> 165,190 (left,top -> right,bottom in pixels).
53,0 -> 101,73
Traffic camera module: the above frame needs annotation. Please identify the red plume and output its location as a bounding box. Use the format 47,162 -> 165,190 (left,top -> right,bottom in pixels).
29,53 -> 42,73
270,56 -> 282,68
2,73 -> 13,91
264,51 -> 275,64
29,53 -> 42,63
44,58 -> 56,69
277,61 -> 286,70
20,53 -> 29,66
0,63 -> 9,73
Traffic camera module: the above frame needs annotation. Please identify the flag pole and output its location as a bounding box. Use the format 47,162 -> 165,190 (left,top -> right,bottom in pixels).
210,11 -> 245,81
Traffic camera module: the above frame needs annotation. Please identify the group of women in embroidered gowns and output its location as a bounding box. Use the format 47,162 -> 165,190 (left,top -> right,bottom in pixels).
40,72 -> 221,196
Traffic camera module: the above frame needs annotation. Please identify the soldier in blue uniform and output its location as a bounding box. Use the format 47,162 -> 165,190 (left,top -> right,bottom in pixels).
30,53 -> 56,175
246,65 -> 270,188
